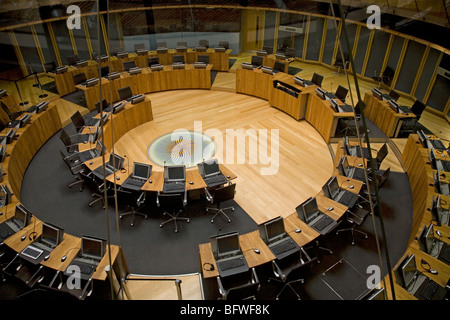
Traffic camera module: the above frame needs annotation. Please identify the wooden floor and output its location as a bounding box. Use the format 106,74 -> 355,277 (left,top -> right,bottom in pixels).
114,90 -> 334,225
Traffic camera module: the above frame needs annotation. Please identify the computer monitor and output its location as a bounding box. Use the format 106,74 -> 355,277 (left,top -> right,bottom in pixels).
299,197 -> 319,223
398,254 -> 418,289
315,87 -> 326,100
41,222 -> 64,248
311,73 -> 323,87
35,101 -> 49,113
417,130 -> 427,148
14,204 -> 32,230
6,127 -> 17,144
173,55 -> 185,64
133,162 -> 152,179
430,195 -> 442,226
81,236 -> 106,260
118,86 -> 133,101
363,288 -> 385,300
215,231 -> 240,259
0,184 -> 12,207
164,165 -> 186,182
123,60 -> 136,72
261,216 -> 286,243
372,87 -> 383,100
329,99 -> 340,112
251,55 -> 263,67
326,176 -> 340,199
418,224 -> 435,254
201,159 -> 220,178
108,153 -> 124,170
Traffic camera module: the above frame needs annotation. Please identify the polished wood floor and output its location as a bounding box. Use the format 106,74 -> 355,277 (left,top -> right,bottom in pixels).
114,90 -> 334,225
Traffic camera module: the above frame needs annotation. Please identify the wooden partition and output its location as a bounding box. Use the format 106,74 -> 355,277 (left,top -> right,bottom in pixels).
6,104 -> 61,199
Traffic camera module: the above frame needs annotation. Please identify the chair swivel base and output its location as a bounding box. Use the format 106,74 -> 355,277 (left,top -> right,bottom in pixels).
206,206 -> 234,223
89,193 -> 105,209
268,277 -> 304,300
160,210 -> 190,233
120,209 -> 148,227
336,226 -> 368,245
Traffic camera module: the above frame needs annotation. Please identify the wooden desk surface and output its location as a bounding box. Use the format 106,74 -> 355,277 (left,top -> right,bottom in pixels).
239,230 -> 275,268
3,217 -> 43,253
284,213 -> 320,247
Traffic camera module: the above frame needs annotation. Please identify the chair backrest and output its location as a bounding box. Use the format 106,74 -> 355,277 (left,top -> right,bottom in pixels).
411,100 -> 426,118
67,55 -> 79,66
118,86 -> 133,100
225,280 -> 260,300
335,85 -> 349,102
59,129 -> 71,146
263,46 -> 273,54
376,143 -> 388,165
95,99 -> 108,113
378,167 -> 391,188
158,193 -> 184,211
285,47 -> 296,58
213,183 -> 236,204
0,101 -> 12,119
173,55 -> 185,64
273,61 -> 285,72
148,57 -> 159,66
389,90 -> 400,101
199,39 -> 209,48
157,41 -> 167,48
134,43 -> 145,51
117,189 -> 138,207
251,55 -> 263,66
100,66 -> 109,78
311,73 -> 323,87
44,61 -> 57,73
218,41 -> 229,49
73,72 -> 87,85
70,111 -> 85,131
198,55 -> 209,64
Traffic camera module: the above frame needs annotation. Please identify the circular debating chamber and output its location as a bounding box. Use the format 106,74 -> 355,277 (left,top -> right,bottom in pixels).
0,0 -> 449,305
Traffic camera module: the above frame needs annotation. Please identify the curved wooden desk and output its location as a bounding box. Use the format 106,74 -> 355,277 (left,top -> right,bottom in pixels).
236,66 -> 355,143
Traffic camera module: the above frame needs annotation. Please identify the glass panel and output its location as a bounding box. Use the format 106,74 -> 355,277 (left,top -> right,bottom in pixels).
353,27 -> 370,75
395,41 -> 426,94
322,18 -> 338,66
415,48 -> 441,102
364,30 -> 390,79
305,17 -> 324,62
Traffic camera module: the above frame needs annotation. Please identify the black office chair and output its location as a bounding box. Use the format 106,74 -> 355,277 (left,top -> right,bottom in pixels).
205,183 -> 236,223
388,90 -> 400,102
268,247 -> 316,300
284,47 -> 296,58
373,66 -> 395,87
157,191 -> 189,233
99,65 -> 110,78
340,100 -> 365,137
67,55 -> 79,66
199,39 -> 209,48
335,85 -> 349,103
217,268 -> 260,300
263,46 -> 273,54
398,100 -> 427,136
157,41 -> 167,49
364,167 -> 391,198
332,54 -> 349,74
118,189 -> 148,227
369,143 -> 389,171
273,61 -> 286,73
59,150 -> 84,191
251,55 -> 263,67
198,55 -> 209,65
79,171 -> 109,209
73,72 -> 87,85
148,57 -> 160,67
311,73 -> 324,87
336,206 -> 371,245
173,55 -> 185,64
0,101 -> 22,123
218,41 -> 229,50
44,61 -> 57,74
59,128 -> 82,153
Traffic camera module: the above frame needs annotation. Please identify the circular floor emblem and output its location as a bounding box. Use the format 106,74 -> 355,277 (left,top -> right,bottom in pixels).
147,131 -> 216,168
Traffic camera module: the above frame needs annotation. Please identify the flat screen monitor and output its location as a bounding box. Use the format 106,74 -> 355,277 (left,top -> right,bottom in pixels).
430,195 -> 441,225
165,165 -> 186,182
216,232 -> 240,258
372,87 -> 383,100
81,236 -> 106,260
419,223 -> 435,254
417,130 -> 427,148
329,99 -> 339,112
0,184 -> 12,207
300,197 -> 319,223
123,60 -> 136,72
41,222 -> 64,248
327,176 -> 340,199
108,153 -> 124,170
315,87 -> 326,100
118,86 -> 132,101
14,204 -> 32,230
202,159 -> 220,177
399,254 -> 418,289
241,62 -> 253,70
263,216 -> 286,243
133,162 -> 152,179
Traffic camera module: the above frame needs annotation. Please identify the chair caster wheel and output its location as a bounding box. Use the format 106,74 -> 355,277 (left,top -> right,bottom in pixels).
187,219 -> 190,223
227,219 -> 231,223
174,230 -> 178,233
159,224 -> 163,228
210,219 -> 214,223
119,215 -> 123,219
231,208 -> 235,211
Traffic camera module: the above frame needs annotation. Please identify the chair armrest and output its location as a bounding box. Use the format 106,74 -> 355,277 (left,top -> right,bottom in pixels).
78,278 -> 94,300
137,191 -> 146,205
156,191 -> 161,207
271,260 -> 285,282
183,190 -> 188,206
204,188 -> 213,202
251,268 -> 260,287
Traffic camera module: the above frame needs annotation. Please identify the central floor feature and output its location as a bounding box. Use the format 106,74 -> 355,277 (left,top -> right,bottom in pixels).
147,131 -> 217,168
